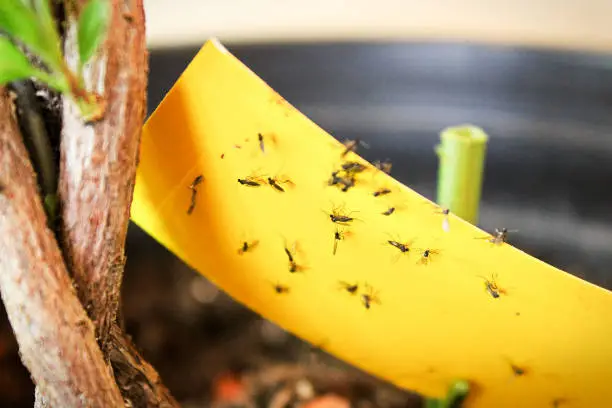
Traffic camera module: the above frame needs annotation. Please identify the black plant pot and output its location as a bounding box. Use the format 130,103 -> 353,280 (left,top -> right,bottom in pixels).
142,42 -> 612,291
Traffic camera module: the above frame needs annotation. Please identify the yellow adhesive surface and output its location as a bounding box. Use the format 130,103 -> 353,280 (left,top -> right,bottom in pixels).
131,39 -> 612,407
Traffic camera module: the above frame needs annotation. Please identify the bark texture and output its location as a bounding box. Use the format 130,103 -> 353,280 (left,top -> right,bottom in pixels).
59,0 -> 148,350
0,89 -> 124,407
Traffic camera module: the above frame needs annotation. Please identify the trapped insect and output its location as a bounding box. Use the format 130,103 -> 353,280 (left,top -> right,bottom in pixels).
338,281 -> 359,295
361,284 -> 381,309
284,242 -> 305,273
435,207 -> 451,232
267,175 -> 294,192
373,188 -> 392,197
238,176 -> 264,187
258,132 -> 265,153
187,174 -> 204,215
341,161 -> 367,174
273,283 -> 290,294
325,203 -> 358,225
374,159 -> 393,174
382,207 -> 395,216
333,227 -> 350,255
479,228 -> 518,245
388,239 -> 411,253
237,240 -> 260,255
341,138 -> 369,157
417,248 -> 440,265
479,273 -> 505,298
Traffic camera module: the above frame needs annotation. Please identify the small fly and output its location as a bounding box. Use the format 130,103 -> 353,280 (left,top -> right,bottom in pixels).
338,281 -> 359,295
237,240 -> 260,255
187,174 -> 204,215
374,159 -> 393,174
341,138 -> 369,157
361,284 -> 381,310
510,363 -> 527,377
341,161 -> 367,174
373,188 -> 392,197
479,228 -> 518,245
273,284 -> 290,294
267,176 -> 294,192
382,207 -> 396,216
238,176 -> 264,187
388,240 -> 411,253
479,273 -> 505,298
258,133 -> 265,153
284,243 -> 304,273
434,207 -> 451,232
417,248 -> 440,265
333,227 -> 349,255
326,204 -> 357,225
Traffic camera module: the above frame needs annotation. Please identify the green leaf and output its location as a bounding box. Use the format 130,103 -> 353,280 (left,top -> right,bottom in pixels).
0,1 -> 42,51
0,0 -> 62,71
78,0 -> 110,65
0,36 -> 38,85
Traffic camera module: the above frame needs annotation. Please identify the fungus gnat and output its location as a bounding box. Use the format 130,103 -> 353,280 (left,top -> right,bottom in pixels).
333,228 -> 350,255
237,240 -> 260,255
340,138 -> 369,157
338,281 -> 359,295
374,159 -> 393,174
267,176 -> 294,192
187,175 -> 204,215
479,273 -> 506,298
258,132 -> 265,153
417,248 -> 440,266
382,207 -> 396,216
373,188 -> 392,197
325,204 -> 357,225
238,176 -> 263,187
273,284 -> 290,294
361,284 -> 381,309
341,161 -> 367,174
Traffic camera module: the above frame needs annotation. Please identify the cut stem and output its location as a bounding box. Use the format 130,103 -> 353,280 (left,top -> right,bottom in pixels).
436,125 -> 489,225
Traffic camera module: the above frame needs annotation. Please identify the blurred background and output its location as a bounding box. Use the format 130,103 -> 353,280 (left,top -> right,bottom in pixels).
2,1 -> 612,407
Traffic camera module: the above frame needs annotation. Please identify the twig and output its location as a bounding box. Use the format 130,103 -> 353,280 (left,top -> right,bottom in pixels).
59,0 -> 148,350
0,88 -> 124,407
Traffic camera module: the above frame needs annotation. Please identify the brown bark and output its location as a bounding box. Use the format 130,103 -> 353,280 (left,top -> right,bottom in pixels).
0,88 -> 124,407
59,0 -> 148,350
56,1 -> 180,406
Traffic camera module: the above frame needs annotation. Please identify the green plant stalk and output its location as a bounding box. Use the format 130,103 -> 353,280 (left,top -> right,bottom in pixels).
424,380 -> 470,408
435,125 -> 489,225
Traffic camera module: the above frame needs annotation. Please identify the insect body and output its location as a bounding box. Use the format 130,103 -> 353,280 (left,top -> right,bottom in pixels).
388,240 -> 411,253
480,273 -> 505,298
374,159 -> 393,174
237,240 -> 260,255
341,138 -> 368,156
332,228 -> 349,255
361,284 -> 381,309
284,243 -> 304,273
258,133 -> 265,153
187,175 -> 204,214
267,176 -> 294,192
417,248 -> 440,265
326,204 -> 357,225
338,281 -> 359,295
373,188 -> 392,197
487,228 -> 517,245
382,207 -> 396,216
238,176 -> 263,187
341,161 -> 367,174
273,284 -> 290,294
